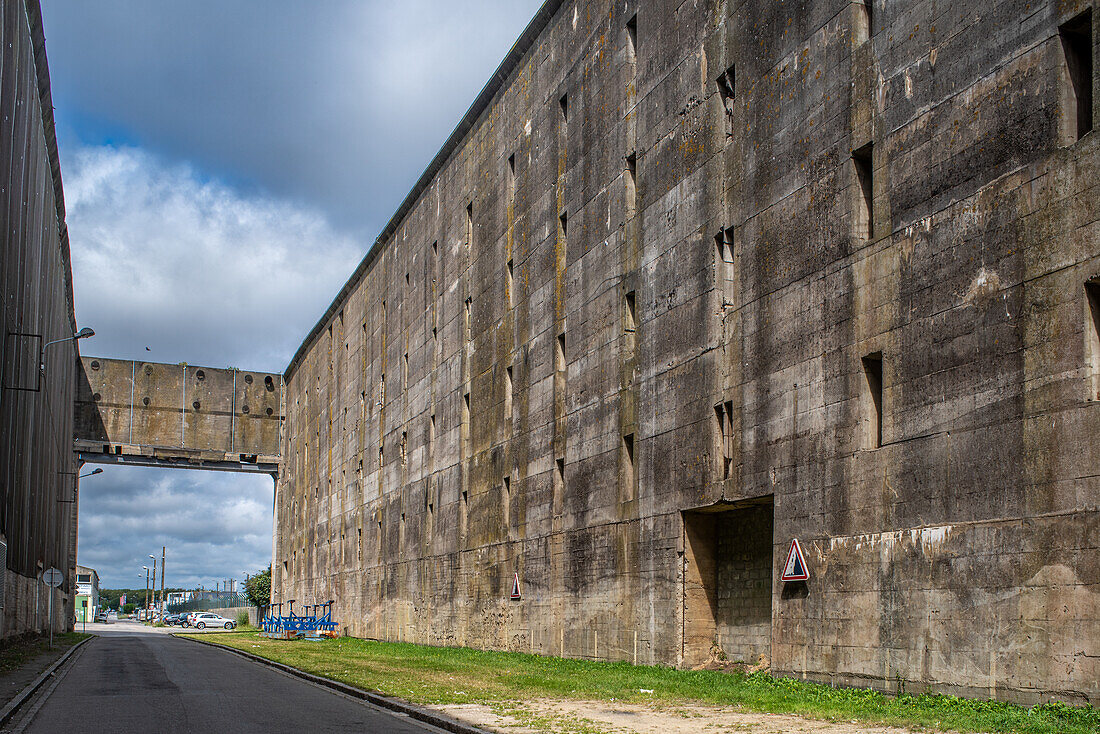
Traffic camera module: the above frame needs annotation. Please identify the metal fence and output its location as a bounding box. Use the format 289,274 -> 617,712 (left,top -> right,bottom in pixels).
166,592 -> 250,613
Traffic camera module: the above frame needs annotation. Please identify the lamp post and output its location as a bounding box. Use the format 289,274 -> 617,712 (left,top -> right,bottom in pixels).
149,555 -> 157,621
142,566 -> 149,620
40,327 -> 94,375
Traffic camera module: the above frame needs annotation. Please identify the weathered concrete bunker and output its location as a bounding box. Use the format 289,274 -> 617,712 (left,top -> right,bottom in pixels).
270,0 -> 1099,704
74,357 -> 283,475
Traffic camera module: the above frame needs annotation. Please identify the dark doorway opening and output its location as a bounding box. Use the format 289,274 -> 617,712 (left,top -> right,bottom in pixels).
682,497 -> 774,667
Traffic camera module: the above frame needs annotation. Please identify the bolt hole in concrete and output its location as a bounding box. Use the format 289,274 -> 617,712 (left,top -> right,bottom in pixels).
244,374 -> 253,384
265,375 -> 274,391
142,397 -> 150,406
92,392 -> 101,401
193,400 -> 201,410
196,369 -> 205,381
266,407 -> 273,416
90,360 -> 100,370
144,364 -> 153,375
242,405 -> 250,414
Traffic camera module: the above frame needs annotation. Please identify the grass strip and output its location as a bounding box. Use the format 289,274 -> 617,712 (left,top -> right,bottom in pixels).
182,632 -> 1098,734
0,633 -> 90,675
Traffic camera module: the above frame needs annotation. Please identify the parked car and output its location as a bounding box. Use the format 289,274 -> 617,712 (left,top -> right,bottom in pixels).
95,610 -> 108,623
163,613 -> 182,625
191,612 -> 235,630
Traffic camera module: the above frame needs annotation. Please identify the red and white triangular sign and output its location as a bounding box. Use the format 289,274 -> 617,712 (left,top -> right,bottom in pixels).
510,572 -> 521,600
781,539 -> 809,581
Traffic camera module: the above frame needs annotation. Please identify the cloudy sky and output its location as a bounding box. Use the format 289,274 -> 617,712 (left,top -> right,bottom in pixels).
44,1 -> 543,590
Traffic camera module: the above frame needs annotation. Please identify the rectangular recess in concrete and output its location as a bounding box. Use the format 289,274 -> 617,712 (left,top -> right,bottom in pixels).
852,142 -> 874,240
1087,280 -> 1100,400
862,352 -> 883,449
1060,9 -> 1093,141
683,498 -> 774,667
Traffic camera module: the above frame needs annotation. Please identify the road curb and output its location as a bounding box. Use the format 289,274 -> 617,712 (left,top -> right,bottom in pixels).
0,635 -> 94,728
176,634 -> 486,734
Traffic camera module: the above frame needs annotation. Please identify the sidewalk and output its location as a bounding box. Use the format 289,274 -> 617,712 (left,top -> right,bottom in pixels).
0,633 -> 87,712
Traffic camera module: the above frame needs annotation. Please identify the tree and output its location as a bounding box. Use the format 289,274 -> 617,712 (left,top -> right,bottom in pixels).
245,566 -> 271,608
122,603 -> 135,614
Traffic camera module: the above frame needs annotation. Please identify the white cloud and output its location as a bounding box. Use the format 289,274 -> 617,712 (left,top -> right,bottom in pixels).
66,144 -> 362,370
66,144 -> 359,589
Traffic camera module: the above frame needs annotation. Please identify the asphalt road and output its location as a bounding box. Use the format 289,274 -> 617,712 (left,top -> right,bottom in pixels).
14,621 -> 449,733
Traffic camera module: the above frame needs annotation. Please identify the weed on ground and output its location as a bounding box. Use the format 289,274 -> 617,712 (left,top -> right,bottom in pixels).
0,632 -> 89,674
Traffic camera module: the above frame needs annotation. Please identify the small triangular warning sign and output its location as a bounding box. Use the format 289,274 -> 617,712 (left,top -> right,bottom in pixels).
781,539 -> 809,581
510,572 -> 521,600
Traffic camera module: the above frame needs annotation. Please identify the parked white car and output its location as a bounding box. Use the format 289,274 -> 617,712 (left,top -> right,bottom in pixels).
190,612 -> 236,630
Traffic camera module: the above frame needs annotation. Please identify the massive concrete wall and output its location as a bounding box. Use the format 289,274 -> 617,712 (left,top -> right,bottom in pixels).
275,0 -> 1099,703
0,0 -> 79,638
74,357 -> 283,472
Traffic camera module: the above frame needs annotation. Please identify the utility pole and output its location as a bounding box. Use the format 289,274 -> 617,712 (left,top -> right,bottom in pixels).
143,566 -> 149,618
149,555 -> 157,618
160,546 -> 165,614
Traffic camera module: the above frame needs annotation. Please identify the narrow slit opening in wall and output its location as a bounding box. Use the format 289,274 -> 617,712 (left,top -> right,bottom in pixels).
466,202 -> 474,248
622,433 -> 635,495
852,142 -> 874,240
429,413 -> 436,456
626,13 -> 637,61
506,258 -> 514,304
505,365 -> 513,417
1061,9 -> 1094,141
715,401 -> 734,479
464,297 -> 472,340
862,352 -> 883,448
715,226 -> 734,265
555,457 -> 565,493
625,152 -> 637,215
559,211 -> 568,240
507,153 -> 516,195
461,490 -> 469,535
357,527 -> 362,561
463,392 -> 471,440
625,290 -> 637,333
560,92 -> 569,122
400,431 -> 407,467
432,239 -> 438,256
502,475 -> 511,529
1087,280 -> 1100,398
405,272 -> 410,287
556,332 -> 566,373
716,64 -> 735,118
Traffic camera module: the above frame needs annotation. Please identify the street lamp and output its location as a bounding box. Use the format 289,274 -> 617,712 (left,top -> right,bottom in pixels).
61,466 -> 103,504
40,327 -> 95,373
143,566 -> 149,620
